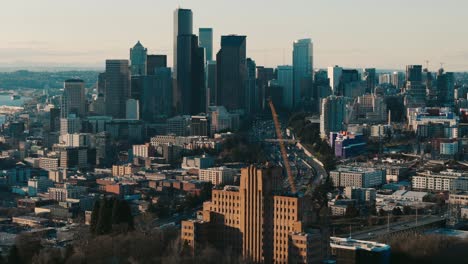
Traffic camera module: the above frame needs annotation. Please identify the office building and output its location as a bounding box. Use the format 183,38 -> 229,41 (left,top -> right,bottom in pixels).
174,8 -> 193,79
363,68 -> 376,93
56,146 -> 88,169
330,237 -> 390,264
436,69 -> 455,107
60,114 -> 81,135
199,28 -> 213,62
146,55 -> 167,75
412,170 -> 468,192
133,143 -> 155,158
141,67 -> 173,122
167,115 -> 191,136
48,184 -> 87,202
102,60 -> 131,118
405,65 -> 426,106
277,65 -> 294,110
190,115 -> 209,137
126,99 -> 140,120
206,61 -> 217,106
181,165 -> 325,263
173,8 -> 205,115
320,95 -> 348,138
198,166 -> 237,185
256,66 -> 275,111
330,166 -> 385,188
245,58 -> 257,114
391,71 -> 404,89
216,35 -> 247,111
328,66 -> 343,94
208,106 -> 240,133
130,41 -> 147,76
181,155 -> 214,170
293,39 -> 313,107
61,79 -> 86,118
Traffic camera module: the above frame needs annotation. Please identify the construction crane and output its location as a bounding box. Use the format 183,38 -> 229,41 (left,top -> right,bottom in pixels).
268,99 -> 297,194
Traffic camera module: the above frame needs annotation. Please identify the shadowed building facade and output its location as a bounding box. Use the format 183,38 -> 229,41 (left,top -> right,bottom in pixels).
216,35 -> 247,111
181,165 -> 324,263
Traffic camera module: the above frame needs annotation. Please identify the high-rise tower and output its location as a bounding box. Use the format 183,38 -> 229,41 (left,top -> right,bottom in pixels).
199,28 -> 213,62
293,39 -> 313,107
216,35 -> 247,111
130,41 -> 147,76
61,79 -> 86,118
102,60 -> 131,118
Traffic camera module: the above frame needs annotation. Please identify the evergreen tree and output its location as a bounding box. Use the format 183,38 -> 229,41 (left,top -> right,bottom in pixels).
90,200 -> 101,234
7,245 -> 21,264
96,198 -> 112,235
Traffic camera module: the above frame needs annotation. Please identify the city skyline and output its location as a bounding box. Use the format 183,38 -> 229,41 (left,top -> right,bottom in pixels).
1,0 -> 468,71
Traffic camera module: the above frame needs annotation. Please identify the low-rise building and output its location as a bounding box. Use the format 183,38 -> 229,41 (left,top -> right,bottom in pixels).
412,170 -> 468,192
199,167 -> 237,185
12,216 -> 49,227
330,237 -> 390,264
331,167 -> 385,188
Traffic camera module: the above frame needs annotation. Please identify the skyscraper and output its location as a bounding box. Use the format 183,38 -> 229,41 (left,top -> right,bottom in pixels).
199,28 -> 213,62
141,67 -> 173,122
405,65 -> 425,106
256,66 -> 275,111
293,38 -> 313,107
173,8 -> 205,115
328,65 -> 343,95
277,65 -> 294,110
436,68 -> 455,107
125,99 -> 139,120
245,58 -> 257,114
363,68 -> 376,93
102,60 -> 131,118
130,41 -> 147,76
173,8 -> 193,79
61,79 -> 85,118
216,35 -> 247,111
146,54 -> 167,75
206,61 -> 217,106
320,95 -> 348,138
181,165 -> 325,263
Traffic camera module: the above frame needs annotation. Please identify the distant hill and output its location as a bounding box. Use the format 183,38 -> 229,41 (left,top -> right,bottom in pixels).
0,70 -> 99,89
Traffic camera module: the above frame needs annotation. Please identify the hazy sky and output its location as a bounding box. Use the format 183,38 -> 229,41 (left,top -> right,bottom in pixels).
1,0 -> 468,71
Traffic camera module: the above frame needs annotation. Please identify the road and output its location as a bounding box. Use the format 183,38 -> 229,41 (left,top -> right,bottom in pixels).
248,117 -> 325,193
343,215 -> 445,240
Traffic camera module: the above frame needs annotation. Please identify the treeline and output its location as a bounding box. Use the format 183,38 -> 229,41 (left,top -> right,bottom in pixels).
219,134 -> 267,163
1,228 -> 244,264
389,233 -> 468,264
0,70 -> 98,89
90,197 -> 134,235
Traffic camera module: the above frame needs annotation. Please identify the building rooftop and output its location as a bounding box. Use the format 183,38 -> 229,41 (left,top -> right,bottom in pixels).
330,237 -> 390,252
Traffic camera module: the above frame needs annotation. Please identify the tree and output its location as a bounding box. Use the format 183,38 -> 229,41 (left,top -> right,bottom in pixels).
345,204 -> 359,218
392,207 -> 403,216
90,200 -> 100,234
7,245 -> 21,264
310,176 -> 333,221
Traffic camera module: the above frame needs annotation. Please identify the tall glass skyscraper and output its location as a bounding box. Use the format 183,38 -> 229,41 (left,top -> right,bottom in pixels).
199,28 -> 213,62
277,65 -> 294,110
216,35 -> 247,111
173,8 -> 193,80
130,41 -> 147,76
292,38 -> 313,108
102,60 -> 131,118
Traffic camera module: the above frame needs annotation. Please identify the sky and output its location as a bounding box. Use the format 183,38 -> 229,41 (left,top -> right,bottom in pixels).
1,0 -> 468,71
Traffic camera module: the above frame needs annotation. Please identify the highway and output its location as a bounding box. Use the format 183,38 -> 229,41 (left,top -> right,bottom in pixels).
342,215 -> 445,240
248,117 -> 326,192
